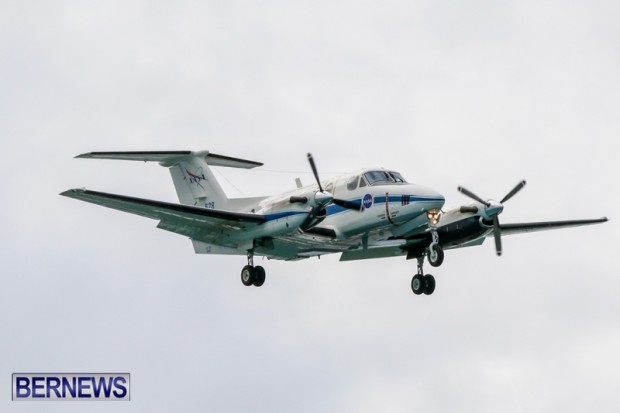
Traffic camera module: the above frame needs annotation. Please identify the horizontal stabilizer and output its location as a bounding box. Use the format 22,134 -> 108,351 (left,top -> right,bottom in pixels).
75,150 -> 263,169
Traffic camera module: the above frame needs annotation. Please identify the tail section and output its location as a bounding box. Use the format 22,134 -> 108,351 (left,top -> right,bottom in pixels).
168,157 -> 230,208
75,150 -> 263,209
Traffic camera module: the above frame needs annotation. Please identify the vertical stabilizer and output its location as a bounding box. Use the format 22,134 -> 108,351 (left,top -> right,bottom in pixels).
169,158 -> 228,208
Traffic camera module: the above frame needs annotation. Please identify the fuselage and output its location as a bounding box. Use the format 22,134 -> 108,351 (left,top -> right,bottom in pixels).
254,167 -> 445,239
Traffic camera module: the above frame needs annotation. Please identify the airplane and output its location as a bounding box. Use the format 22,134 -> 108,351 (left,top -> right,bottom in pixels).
60,150 -> 608,296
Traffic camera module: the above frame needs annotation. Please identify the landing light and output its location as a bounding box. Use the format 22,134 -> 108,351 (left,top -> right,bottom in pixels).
427,210 -> 441,226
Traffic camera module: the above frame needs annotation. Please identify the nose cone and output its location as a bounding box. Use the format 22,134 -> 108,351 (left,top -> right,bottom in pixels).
411,184 -> 445,211
484,200 -> 504,218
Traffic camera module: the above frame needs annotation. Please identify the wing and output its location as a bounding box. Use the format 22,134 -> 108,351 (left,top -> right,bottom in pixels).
60,189 -> 265,242
256,228 -> 363,261
339,239 -> 427,261
498,217 -> 608,236
389,215 -> 608,259
61,189 -> 363,259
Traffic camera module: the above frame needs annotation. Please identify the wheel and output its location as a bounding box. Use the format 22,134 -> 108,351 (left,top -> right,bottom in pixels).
253,266 -> 266,287
428,244 -> 444,267
411,274 -> 425,295
423,274 -> 436,295
241,265 -> 255,286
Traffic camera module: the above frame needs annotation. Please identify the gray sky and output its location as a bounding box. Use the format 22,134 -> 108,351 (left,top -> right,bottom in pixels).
1,1 -> 619,412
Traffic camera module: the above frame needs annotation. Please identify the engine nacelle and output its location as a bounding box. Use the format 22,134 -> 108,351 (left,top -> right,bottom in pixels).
479,216 -> 494,229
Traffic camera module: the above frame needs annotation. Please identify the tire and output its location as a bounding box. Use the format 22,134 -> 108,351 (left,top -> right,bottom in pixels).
411,274 -> 425,295
428,244 -> 444,267
423,274 -> 436,295
253,266 -> 266,287
241,265 -> 255,286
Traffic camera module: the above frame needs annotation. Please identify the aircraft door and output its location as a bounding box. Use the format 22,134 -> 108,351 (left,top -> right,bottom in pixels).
384,192 -> 402,225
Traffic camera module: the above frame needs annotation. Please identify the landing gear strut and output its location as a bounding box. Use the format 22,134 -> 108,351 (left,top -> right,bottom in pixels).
411,256 -> 436,295
240,251 -> 266,287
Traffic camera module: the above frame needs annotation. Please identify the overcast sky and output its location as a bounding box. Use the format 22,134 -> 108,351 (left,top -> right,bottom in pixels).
1,1 -> 619,412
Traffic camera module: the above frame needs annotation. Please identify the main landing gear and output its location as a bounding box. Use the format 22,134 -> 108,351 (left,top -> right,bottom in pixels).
241,252 -> 266,287
411,239 -> 444,296
411,272 -> 435,295
411,255 -> 436,295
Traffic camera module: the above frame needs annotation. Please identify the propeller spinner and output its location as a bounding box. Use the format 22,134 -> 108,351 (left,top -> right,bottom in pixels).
457,180 -> 527,256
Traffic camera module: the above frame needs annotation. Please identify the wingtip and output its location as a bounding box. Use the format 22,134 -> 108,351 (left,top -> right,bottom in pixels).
59,188 -> 86,197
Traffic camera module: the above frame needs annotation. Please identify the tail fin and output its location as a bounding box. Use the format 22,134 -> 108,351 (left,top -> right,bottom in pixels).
75,150 -> 263,208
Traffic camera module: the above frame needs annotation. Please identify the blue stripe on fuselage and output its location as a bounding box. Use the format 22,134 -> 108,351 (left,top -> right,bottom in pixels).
373,195 -> 444,204
326,195 -> 444,215
264,195 -> 444,221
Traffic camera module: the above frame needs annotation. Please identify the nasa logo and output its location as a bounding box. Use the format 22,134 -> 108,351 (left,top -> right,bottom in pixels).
12,373 -> 130,401
363,194 -> 373,209
185,168 -> 206,189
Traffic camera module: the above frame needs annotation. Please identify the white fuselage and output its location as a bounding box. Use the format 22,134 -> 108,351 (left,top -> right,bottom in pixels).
252,168 -> 445,240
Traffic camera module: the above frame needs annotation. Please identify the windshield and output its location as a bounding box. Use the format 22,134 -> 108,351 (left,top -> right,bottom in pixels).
364,171 -> 407,185
390,171 -> 406,183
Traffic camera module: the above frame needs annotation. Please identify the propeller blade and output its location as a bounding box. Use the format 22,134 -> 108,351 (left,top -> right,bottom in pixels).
493,216 -> 502,256
500,180 -> 527,203
307,153 -> 324,193
457,186 -> 490,207
333,198 -> 362,211
289,196 -> 308,204
459,205 -> 479,213
300,205 -> 327,231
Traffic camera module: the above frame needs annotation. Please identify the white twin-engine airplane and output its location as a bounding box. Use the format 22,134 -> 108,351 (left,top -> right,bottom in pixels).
61,150 -> 608,296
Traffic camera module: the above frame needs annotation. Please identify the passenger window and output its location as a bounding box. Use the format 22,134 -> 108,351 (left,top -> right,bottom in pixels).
346,176 -> 358,191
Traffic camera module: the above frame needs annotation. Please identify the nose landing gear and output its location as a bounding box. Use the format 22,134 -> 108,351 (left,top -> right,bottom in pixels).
427,229 -> 444,267
428,243 -> 444,267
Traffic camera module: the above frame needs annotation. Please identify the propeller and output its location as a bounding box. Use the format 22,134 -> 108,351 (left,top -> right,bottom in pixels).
500,180 -> 527,203
296,153 -> 362,230
457,180 -> 527,256
289,196 -> 308,204
307,153 -> 324,193
333,198 -> 362,210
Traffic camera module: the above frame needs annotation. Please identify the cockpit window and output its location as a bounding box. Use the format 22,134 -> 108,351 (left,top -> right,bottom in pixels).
390,172 -> 406,183
359,175 -> 367,187
364,170 -> 407,185
364,171 -> 392,185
